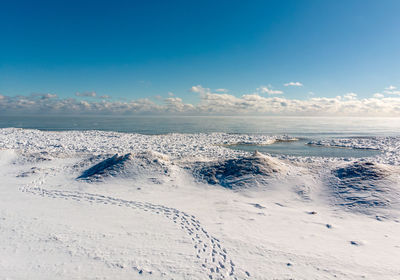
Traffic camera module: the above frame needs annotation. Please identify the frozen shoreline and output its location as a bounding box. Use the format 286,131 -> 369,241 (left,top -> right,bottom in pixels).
1,128 -> 400,279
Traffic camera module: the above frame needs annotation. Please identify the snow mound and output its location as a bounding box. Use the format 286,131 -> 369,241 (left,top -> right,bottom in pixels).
77,151 -> 172,182
330,161 -> 400,214
192,151 -> 289,189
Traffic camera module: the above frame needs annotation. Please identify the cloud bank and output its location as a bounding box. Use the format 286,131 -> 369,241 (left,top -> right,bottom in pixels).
1,87 -> 400,116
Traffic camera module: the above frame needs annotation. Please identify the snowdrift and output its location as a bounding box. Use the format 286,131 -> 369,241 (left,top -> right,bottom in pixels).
192,151 -> 289,189
77,151 -> 172,182
329,161 -> 400,214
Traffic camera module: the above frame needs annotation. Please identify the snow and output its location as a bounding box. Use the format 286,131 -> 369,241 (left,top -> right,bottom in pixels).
327,161 -> 400,217
1,128 -> 400,279
192,151 -> 289,189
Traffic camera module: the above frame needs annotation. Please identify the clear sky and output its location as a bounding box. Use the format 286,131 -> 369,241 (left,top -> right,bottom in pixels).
1,0 -> 400,115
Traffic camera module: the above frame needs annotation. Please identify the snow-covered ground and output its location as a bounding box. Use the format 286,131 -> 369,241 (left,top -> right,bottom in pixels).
1,128 -> 400,279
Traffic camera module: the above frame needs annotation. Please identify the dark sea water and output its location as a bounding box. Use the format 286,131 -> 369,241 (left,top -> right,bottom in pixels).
1,115 -> 398,158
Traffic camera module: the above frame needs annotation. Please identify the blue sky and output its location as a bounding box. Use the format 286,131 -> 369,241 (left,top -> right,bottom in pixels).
0,0 -> 400,115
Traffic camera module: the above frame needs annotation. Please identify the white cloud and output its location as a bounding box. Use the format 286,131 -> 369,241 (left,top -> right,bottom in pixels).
343,92 -> 357,100
215,88 -> 229,93
30,93 -> 58,99
190,85 -> 210,96
373,93 -> 384,98
257,86 -> 284,95
194,92 -> 400,116
284,82 -> 303,87
75,91 -> 97,97
384,90 -> 400,95
1,90 -> 400,117
380,85 -> 400,95
43,93 -> 57,99
164,97 -> 195,113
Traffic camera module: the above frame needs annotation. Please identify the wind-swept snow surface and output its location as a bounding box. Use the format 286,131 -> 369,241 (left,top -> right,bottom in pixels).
1,128 -> 400,279
329,161 -> 400,214
192,151 -> 289,189
76,151 -> 173,183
